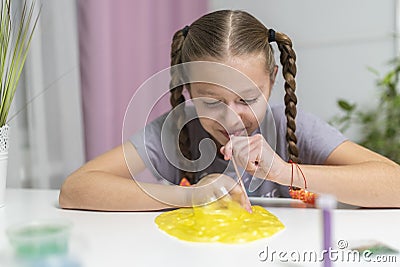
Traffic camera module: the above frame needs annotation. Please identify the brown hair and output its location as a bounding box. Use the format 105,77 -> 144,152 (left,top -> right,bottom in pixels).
169,10 -> 299,184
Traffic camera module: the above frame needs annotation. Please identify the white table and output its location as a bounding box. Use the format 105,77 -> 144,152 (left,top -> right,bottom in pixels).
0,189 -> 399,267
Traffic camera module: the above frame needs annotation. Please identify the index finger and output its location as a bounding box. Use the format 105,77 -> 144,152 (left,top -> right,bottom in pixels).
229,184 -> 252,213
221,139 -> 233,160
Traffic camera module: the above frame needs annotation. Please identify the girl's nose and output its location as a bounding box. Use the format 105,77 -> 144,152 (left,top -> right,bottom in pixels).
222,102 -> 246,131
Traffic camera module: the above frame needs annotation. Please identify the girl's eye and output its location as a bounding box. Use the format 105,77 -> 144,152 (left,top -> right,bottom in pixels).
204,100 -> 222,107
241,98 -> 258,105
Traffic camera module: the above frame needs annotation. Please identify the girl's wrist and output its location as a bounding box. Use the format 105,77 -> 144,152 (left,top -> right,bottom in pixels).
177,185 -> 192,207
269,160 -> 292,185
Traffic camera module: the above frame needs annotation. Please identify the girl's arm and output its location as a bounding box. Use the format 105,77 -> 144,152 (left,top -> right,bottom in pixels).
282,140 -> 400,207
223,136 -> 400,207
59,142 -> 187,211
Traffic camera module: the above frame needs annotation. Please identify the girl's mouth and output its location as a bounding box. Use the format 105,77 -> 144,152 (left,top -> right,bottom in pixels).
220,128 -> 247,139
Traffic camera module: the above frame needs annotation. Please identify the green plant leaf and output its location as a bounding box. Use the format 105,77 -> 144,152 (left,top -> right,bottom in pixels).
0,0 -> 40,126
366,66 -> 380,77
331,56 -> 400,164
337,99 -> 355,112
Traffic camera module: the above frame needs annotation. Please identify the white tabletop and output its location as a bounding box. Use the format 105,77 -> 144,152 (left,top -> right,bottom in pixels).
0,189 -> 399,267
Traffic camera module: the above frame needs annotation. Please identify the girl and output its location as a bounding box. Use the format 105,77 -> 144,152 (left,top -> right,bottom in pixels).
59,10 -> 400,211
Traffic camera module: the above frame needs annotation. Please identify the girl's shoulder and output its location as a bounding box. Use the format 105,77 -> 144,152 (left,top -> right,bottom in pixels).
269,104 -> 329,128
267,104 -> 347,164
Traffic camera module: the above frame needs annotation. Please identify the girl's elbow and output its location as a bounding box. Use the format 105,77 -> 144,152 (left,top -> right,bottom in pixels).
58,176 -> 81,209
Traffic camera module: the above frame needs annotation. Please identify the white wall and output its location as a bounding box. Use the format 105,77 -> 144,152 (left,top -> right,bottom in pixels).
209,0 -> 398,141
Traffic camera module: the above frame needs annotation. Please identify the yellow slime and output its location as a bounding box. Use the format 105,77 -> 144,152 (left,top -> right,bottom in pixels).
155,200 -> 284,243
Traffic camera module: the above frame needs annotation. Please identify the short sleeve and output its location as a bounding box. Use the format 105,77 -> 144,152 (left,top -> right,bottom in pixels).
296,108 -> 348,164
271,105 -> 348,165
129,113 -> 180,184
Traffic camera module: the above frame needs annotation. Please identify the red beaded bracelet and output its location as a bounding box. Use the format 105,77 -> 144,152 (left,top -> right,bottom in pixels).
288,160 -> 317,205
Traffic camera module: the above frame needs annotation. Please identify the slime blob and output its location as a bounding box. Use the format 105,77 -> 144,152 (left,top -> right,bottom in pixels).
155,200 -> 284,243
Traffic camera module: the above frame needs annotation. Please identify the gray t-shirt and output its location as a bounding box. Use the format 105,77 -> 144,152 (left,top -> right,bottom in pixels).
130,104 -> 347,198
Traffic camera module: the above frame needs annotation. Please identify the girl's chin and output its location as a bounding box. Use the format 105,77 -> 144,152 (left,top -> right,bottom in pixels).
218,130 -> 230,141
218,135 -> 230,146
208,133 -> 228,147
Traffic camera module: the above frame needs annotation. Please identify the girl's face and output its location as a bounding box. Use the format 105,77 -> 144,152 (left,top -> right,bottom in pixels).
190,54 -> 276,146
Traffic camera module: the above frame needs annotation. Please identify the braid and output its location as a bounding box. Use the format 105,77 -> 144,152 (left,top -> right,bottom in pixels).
275,32 -> 299,164
169,29 -> 196,184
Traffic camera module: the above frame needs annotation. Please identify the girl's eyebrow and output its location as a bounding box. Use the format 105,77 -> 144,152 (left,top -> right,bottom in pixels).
197,85 -> 263,96
196,88 -> 218,96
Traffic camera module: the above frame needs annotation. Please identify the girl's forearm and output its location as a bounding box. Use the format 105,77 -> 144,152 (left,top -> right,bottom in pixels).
275,161 -> 400,207
59,171 -> 188,211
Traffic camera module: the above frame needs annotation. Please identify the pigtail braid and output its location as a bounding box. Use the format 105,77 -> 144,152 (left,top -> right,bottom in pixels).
169,29 -> 196,184
275,32 -> 299,164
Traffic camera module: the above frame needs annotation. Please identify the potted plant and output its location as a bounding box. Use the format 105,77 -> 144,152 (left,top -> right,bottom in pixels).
0,0 -> 40,207
331,57 -> 400,163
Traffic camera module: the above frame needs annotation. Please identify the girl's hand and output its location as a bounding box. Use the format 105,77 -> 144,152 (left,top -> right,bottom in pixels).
220,134 -> 287,182
191,173 -> 252,212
